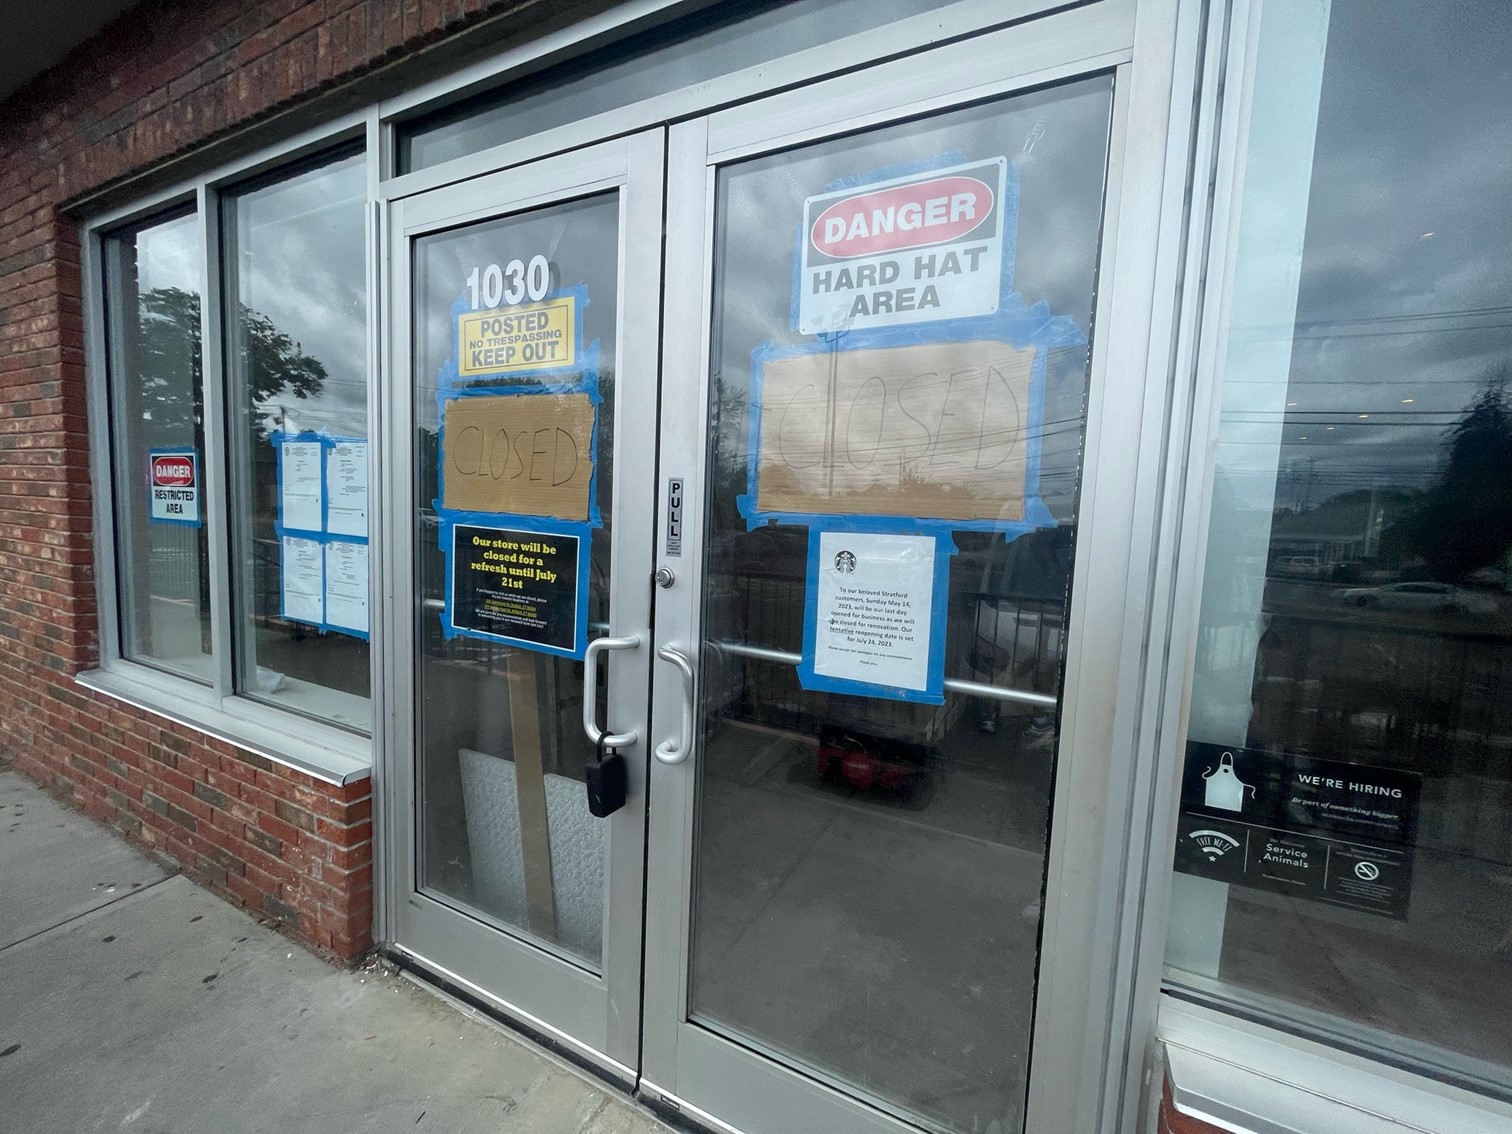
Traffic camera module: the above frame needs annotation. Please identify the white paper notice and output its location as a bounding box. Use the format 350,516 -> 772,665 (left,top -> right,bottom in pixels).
813,530 -> 935,692
324,541 -> 369,635
281,536 -> 324,625
280,440 -> 324,534
325,440 -> 368,538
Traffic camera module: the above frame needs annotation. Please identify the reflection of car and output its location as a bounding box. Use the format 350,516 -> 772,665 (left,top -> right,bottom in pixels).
816,725 -> 929,794
1335,582 -> 1496,616
1274,555 -> 1323,579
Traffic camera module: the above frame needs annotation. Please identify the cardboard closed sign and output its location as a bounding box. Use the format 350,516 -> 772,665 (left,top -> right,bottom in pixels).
755,340 -> 1035,523
442,392 -> 595,521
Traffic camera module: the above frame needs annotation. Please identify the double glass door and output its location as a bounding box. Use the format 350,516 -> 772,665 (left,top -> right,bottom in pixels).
387,21 -> 1137,1134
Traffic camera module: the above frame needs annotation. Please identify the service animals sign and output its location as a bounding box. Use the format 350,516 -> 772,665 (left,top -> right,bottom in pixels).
148,449 -> 200,525
798,158 -> 1008,335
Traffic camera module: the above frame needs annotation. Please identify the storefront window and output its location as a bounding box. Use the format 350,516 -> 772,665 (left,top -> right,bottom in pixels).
222,149 -> 370,731
1167,0 -> 1512,1083
103,210 -> 211,682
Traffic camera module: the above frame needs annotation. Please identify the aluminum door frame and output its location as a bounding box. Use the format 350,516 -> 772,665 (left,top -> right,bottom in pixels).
641,0 -> 1198,1130
381,130 -> 666,1081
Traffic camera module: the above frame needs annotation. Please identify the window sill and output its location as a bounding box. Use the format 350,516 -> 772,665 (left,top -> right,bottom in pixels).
1158,996 -> 1512,1134
77,664 -> 372,786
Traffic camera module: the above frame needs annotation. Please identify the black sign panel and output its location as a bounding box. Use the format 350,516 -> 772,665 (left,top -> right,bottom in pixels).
1174,743 -> 1420,919
450,524 -> 580,654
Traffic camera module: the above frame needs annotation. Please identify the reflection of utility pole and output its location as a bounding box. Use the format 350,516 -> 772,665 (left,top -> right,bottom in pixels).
1362,486 -> 1384,558
1285,457 -> 1319,511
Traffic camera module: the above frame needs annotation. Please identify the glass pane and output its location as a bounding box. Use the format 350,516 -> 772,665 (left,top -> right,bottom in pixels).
397,0 -> 945,174
223,150 -> 371,731
1166,0 -> 1512,1082
105,211 -> 211,682
413,193 -> 619,968
693,80 -> 1113,1134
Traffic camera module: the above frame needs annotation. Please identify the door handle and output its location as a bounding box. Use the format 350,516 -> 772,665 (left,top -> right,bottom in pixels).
654,644 -> 696,765
583,633 -> 642,750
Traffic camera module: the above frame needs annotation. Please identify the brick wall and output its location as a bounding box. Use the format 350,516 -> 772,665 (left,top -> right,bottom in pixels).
0,0 -> 559,959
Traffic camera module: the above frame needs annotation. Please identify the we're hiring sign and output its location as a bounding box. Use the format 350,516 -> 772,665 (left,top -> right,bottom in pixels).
798,158 -> 1008,334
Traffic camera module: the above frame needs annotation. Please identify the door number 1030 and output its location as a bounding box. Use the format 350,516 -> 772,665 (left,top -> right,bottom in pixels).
466,256 -> 553,309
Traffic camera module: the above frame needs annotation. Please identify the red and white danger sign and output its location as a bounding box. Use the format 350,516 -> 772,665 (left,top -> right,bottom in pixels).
149,450 -> 200,524
798,158 -> 1008,335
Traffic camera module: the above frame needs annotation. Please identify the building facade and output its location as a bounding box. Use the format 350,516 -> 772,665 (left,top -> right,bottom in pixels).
1,2 -> 1508,1132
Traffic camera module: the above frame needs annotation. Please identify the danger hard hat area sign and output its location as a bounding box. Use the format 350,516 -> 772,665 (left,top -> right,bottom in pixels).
148,449 -> 200,525
798,158 -> 1008,335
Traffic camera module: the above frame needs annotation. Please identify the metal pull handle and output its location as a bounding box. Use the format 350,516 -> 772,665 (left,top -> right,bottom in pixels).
654,645 -> 696,765
583,634 -> 642,750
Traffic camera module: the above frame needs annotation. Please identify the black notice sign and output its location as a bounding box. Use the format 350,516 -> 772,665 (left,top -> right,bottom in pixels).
1174,743 -> 1420,919
450,524 -> 580,655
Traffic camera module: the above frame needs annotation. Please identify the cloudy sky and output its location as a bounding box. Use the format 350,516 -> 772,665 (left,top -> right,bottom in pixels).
231,151 -> 368,439
1220,0 -> 1512,511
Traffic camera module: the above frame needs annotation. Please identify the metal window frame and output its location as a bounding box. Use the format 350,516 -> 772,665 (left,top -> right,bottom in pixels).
78,108 -> 382,787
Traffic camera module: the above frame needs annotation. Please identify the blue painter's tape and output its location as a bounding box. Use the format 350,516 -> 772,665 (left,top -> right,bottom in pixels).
437,283 -> 589,390
433,339 -> 605,530
437,511 -> 593,660
145,447 -> 201,527
796,523 -> 956,705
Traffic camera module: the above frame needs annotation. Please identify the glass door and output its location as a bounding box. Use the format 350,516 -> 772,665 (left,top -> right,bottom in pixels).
386,132 -> 664,1077
643,11 -> 1155,1133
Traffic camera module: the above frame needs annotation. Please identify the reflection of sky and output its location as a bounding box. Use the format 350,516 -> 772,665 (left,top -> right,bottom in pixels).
233,153 -> 367,438
137,212 -> 199,295
712,76 -> 1114,522
1225,0 -> 1512,510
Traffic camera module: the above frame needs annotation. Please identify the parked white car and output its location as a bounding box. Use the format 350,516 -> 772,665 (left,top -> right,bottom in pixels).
1335,581 -> 1497,616
1273,555 -> 1324,579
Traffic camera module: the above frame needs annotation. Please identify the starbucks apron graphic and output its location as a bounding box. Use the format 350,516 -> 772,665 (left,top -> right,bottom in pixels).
1202,751 -> 1254,813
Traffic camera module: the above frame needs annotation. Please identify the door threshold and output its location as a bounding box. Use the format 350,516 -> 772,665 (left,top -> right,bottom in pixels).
639,1080 -> 748,1134
386,944 -> 635,1089
389,946 -> 745,1134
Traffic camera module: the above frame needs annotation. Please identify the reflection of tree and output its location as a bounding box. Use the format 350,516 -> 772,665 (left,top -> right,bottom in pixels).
1408,369 -> 1512,582
137,286 -> 328,443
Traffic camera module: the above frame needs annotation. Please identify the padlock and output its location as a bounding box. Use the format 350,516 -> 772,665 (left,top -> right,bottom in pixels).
586,734 -> 627,818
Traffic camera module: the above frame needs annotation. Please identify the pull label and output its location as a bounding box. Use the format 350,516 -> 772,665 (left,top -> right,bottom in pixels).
665,478 -> 684,557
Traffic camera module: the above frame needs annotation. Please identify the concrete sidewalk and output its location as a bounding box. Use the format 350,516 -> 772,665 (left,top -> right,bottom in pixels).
0,768 -> 671,1134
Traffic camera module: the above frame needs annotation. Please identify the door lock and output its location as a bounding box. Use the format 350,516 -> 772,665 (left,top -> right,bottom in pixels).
654,566 -> 676,589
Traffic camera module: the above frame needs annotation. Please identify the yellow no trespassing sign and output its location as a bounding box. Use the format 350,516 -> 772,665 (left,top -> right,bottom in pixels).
457,297 -> 576,377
